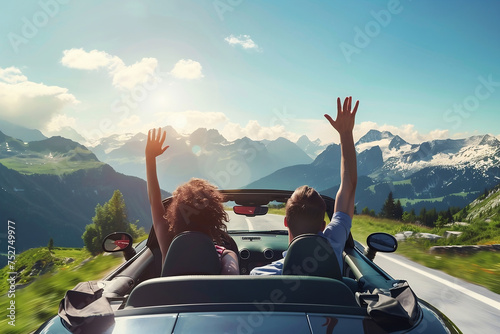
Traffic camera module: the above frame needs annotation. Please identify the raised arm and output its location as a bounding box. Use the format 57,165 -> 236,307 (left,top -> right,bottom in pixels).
145,128 -> 169,260
324,97 -> 358,218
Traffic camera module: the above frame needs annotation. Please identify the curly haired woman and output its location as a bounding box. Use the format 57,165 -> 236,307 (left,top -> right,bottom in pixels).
145,128 -> 239,275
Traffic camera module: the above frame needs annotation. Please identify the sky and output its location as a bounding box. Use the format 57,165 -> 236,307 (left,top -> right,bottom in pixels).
1,0 -> 500,146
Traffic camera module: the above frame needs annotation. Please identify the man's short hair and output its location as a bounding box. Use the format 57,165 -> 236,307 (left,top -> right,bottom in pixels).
286,185 -> 326,236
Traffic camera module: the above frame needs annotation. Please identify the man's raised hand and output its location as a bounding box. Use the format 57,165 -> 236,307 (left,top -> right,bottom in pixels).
324,96 -> 359,136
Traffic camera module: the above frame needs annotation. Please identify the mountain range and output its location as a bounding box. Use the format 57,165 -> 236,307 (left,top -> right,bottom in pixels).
1,120 -> 500,251
0,119 -> 47,142
248,129 -> 500,213
89,126 -> 321,191
0,130 -> 168,252
79,126 -> 500,213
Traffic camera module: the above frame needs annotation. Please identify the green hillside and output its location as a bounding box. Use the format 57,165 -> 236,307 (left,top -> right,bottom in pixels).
0,163 -> 154,254
0,134 -> 104,175
0,247 -> 123,333
0,131 -> 165,257
0,154 -> 104,175
461,183 -> 500,223
0,247 -> 94,292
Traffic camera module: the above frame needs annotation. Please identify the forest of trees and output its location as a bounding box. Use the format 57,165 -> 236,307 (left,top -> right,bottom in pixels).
361,191 -> 462,228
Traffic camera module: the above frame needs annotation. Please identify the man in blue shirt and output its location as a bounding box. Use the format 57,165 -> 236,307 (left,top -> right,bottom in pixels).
250,96 -> 358,275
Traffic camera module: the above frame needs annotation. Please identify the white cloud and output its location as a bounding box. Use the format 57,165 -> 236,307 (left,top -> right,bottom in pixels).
61,48 -> 122,70
154,110 -> 228,134
45,114 -> 77,132
112,57 -> 158,90
427,128 -> 450,141
61,48 -> 159,90
0,66 -> 79,130
297,119 -> 340,145
224,34 -> 261,51
117,114 -> 142,130
149,112 -> 299,142
170,59 -> 204,80
221,120 -> 298,142
0,66 -> 27,84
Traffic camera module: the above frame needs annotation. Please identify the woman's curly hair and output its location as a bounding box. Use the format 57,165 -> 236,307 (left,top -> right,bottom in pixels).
164,178 -> 229,246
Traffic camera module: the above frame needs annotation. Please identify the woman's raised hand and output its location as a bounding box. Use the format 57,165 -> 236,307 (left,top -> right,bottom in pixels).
145,128 -> 169,159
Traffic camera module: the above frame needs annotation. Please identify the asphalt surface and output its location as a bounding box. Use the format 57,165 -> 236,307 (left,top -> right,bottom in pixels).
374,252 -> 500,334
226,212 -> 286,231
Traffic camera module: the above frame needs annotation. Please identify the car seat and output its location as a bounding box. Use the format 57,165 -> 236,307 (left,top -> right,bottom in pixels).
161,231 -> 221,276
283,234 -> 342,280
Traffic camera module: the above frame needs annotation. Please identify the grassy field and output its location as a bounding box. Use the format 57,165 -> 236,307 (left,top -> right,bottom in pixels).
396,241 -> 500,294
0,247 -> 123,334
0,247 -> 82,292
392,179 -> 412,185
267,207 -> 287,215
0,157 -> 104,175
398,192 -> 471,206
351,215 -> 500,294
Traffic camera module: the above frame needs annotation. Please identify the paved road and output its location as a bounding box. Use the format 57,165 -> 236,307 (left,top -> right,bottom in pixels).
374,252 -> 500,334
226,212 -> 286,232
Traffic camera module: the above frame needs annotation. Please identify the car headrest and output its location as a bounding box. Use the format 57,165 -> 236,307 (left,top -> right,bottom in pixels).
283,234 -> 342,280
161,231 -> 221,277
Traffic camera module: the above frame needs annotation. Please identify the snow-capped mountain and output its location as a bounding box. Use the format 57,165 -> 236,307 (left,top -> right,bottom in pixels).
249,129 -> 500,213
296,135 -> 327,159
356,130 -> 411,158
90,128 -> 313,191
356,130 -> 500,180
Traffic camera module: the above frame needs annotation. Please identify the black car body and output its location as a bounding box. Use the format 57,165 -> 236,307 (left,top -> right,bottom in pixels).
35,190 -> 461,333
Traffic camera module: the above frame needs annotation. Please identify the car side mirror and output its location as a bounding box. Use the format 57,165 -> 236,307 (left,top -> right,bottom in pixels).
365,232 -> 398,261
102,232 -> 136,260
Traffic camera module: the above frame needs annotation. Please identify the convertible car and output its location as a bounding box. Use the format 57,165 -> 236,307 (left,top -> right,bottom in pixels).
35,190 -> 461,333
